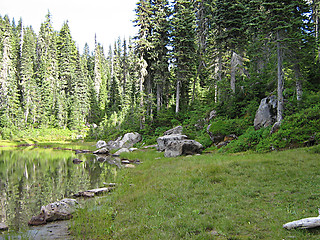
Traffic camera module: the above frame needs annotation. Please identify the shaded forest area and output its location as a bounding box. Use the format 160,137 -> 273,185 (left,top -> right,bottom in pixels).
0,0 -> 319,151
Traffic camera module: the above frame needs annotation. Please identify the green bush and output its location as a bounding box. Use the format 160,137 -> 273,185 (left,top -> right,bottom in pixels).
224,104 -> 320,153
209,117 -> 251,137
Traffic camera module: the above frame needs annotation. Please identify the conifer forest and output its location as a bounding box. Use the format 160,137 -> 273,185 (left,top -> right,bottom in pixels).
0,0 -> 320,149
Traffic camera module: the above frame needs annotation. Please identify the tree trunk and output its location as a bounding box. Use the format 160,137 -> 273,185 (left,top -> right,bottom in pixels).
214,52 -> 222,103
314,0 -> 320,60
230,51 -> 237,93
175,78 -> 181,114
139,56 -> 147,130
276,30 -> 284,123
283,209 -> 320,230
156,83 -> 162,113
294,64 -> 303,101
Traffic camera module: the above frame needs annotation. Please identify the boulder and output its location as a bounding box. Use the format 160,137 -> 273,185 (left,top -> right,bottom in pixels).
164,140 -> 203,157
114,148 -> 130,156
0,222 -> 8,231
96,140 -> 107,149
206,124 -> 224,144
119,132 -> 142,148
157,134 -> 188,151
28,199 -> 78,226
106,133 -> 142,150
254,96 -> 277,130
164,126 -> 183,135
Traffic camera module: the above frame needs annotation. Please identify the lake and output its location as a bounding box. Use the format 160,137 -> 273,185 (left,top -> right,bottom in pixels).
0,146 -> 118,239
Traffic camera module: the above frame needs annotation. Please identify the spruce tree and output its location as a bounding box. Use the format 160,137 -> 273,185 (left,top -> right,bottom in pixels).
171,0 -> 197,113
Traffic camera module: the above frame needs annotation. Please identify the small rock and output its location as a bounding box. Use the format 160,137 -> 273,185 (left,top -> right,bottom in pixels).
93,148 -> 109,155
124,164 -> 136,168
72,158 -> 83,164
103,183 -> 116,187
216,141 -> 229,149
143,144 -> 157,149
0,222 -> 8,231
224,134 -> 238,142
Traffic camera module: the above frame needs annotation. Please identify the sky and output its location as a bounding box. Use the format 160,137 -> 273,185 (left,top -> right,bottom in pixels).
1,0 -> 138,52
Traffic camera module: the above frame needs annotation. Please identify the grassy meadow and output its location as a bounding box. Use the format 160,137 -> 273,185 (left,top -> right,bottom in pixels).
70,146 -> 320,239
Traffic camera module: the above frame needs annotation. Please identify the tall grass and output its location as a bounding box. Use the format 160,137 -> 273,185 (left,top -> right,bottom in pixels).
70,148 -> 320,239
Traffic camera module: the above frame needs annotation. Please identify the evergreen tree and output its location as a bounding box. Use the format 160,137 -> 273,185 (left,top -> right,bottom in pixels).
171,0 -> 197,113
35,12 -> 60,127
19,26 -> 37,124
0,16 -> 21,128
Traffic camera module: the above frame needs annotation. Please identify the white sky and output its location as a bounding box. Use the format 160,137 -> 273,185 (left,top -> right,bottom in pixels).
1,0 -> 138,52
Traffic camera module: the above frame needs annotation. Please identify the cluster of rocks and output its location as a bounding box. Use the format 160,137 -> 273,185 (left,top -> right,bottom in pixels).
95,132 -> 142,156
157,126 -> 203,157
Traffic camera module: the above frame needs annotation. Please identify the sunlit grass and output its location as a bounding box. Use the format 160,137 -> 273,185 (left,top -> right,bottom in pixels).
70,148 -> 320,239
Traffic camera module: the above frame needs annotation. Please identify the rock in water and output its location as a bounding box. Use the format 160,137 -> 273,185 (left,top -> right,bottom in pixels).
254,95 -> 277,130
93,148 -> 109,155
28,199 -> 78,226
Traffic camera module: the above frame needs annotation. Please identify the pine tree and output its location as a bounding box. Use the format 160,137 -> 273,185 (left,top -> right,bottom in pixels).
0,16 -> 22,128
19,26 -> 38,124
35,12 -> 60,127
171,0 -> 197,113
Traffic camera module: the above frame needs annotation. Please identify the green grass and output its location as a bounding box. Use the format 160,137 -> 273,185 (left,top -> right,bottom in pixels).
70,148 -> 320,239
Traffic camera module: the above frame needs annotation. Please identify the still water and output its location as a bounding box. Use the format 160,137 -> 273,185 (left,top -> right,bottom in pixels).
0,146 -> 118,238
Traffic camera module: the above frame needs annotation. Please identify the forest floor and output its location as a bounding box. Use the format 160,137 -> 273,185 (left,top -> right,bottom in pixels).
69,146 -> 320,239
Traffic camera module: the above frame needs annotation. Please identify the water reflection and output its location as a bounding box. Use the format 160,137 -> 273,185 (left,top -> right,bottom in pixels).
0,147 -> 118,232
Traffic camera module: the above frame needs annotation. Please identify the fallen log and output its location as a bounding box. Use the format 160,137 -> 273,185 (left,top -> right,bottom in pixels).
74,187 -> 114,197
283,209 -> 320,230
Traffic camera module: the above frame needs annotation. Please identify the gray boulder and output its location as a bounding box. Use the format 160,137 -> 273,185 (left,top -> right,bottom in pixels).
119,132 -> 142,148
96,140 -> 107,149
164,126 -> 183,135
157,134 -> 188,151
113,148 -> 130,156
164,140 -> 203,157
106,133 -> 142,150
0,222 -> 8,231
254,96 -> 277,130
28,199 -> 78,226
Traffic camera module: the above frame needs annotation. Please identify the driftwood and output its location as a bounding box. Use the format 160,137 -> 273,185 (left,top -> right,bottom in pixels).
283,209 -> 320,230
74,187 -> 114,198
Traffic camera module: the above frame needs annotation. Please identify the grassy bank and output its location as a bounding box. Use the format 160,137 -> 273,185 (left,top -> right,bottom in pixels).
70,147 -> 320,239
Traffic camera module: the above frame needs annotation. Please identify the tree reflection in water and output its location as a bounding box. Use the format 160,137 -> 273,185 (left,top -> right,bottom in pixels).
0,148 -> 118,232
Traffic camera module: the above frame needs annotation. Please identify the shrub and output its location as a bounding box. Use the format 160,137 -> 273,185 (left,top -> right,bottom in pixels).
209,117 -> 251,137
223,104 -> 320,153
